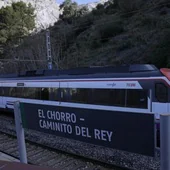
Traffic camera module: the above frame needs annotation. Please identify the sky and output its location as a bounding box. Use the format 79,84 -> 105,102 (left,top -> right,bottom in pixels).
57,0 -> 98,5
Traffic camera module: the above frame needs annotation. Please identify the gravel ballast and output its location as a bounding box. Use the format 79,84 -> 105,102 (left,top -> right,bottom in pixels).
0,115 -> 160,170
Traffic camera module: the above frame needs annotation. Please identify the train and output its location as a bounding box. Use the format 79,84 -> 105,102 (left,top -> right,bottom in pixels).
0,64 -> 169,147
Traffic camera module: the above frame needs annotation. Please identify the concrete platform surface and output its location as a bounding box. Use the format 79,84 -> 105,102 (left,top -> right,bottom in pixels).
0,152 -> 57,169
0,152 -> 19,162
0,161 -> 58,170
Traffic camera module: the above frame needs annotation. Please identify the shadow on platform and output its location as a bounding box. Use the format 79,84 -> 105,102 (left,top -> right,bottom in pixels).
0,161 -> 57,170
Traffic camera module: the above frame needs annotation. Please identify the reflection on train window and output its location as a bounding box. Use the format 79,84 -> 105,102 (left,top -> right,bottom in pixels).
53,88 -> 60,101
155,83 -> 168,102
9,87 -> 24,97
35,88 -> 41,99
0,88 -> 3,96
17,88 -> 24,97
91,89 -> 125,107
60,88 -> 68,102
111,89 -> 126,106
41,88 -> 49,100
3,87 -> 10,97
1,86 -> 149,109
126,89 -> 148,108
49,88 -> 54,100
49,88 -> 60,101
24,88 -> 36,99
9,88 -> 16,97
70,88 -> 90,103
66,88 -> 148,109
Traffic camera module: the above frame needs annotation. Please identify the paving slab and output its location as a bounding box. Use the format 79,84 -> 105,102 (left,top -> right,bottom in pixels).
0,152 -> 19,162
0,160 -> 58,170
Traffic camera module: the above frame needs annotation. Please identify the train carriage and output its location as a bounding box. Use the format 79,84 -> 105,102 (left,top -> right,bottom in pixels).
0,64 -> 168,117
0,64 -> 169,147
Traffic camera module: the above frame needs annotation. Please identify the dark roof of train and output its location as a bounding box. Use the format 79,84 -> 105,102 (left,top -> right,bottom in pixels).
0,64 -> 164,80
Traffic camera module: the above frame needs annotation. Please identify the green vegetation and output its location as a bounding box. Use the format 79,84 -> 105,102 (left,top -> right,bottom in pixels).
0,1 -> 35,43
59,0 -> 89,23
1,0 -> 170,73
150,30 -> 170,68
0,1 -> 35,59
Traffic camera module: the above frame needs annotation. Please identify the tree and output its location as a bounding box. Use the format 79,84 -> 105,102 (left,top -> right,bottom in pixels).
59,0 -> 79,22
118,0 -> 144,13
0,1 -> 35,45
104,0 -> 118,14
59,0 -> 72,9
92,3 -> 105,15
77,6 -> 89,16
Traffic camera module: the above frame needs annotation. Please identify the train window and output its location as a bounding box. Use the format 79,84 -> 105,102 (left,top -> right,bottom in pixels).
3,87 -> 10,97
91,89 -> 109,105
126,89 -> 148,108
10,87 -> 24,98
155,83 -> 168,102
60,88 -> 68,102
35,88 -> 41,99
16,88 -> 24,98
70,88 -> 90,103
49,88 -> 56,101
0,88 -> 3,96
23,88 -> 36,99
5,87 -> 18,97
111,89 -> 126,106
50,88 -> 60,101
41,88 -> 49,100
91,89 -> 125,107
22,88 -> 27,98
9,88 -> 16,97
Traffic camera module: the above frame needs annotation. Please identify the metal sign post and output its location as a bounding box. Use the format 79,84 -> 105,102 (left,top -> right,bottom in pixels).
14,101 -> 27,163
160,114 -> 170,170
46,29 -> 52,70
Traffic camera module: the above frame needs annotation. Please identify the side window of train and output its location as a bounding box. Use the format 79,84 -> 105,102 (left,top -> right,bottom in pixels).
0,87 -> 4,96
22,88 -> 28,98
155,83 -> 168,102
35,88 -> 41,100
16,87 -> 24,98
70,88 -> 89,103
41,88 -> 49,100
111,89 -> 125,106
126,89 -> 148,108
9,88 -> 17,97
91,89 -> 110,105
91,89 -> 125,107
52,88 -> 60,101
3,87 -> 10,96
60,88 -> 68,102
23,88 -> 35,99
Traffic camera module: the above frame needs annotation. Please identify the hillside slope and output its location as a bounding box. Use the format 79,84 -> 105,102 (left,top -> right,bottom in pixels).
1,0 -> 170,73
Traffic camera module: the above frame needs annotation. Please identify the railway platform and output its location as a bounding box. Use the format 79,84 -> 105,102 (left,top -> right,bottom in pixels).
0,152 -> 19,162
0,152 -> 57,170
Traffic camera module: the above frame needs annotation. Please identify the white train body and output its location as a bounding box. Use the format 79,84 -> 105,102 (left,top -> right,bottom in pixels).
0,64 -> 169,121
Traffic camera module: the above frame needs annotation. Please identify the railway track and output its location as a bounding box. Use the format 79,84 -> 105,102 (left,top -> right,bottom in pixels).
0,131 -> 124,170
0,112 -> 160,170
0,113 -> 126,170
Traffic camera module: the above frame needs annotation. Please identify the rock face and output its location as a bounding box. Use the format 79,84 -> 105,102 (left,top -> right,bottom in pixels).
0,0 -> 60,31
80,0 -> 109,11
0,0 -> 110,31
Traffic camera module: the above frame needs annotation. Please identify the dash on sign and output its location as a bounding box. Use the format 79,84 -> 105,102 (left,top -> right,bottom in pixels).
80,118 -> 85,121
